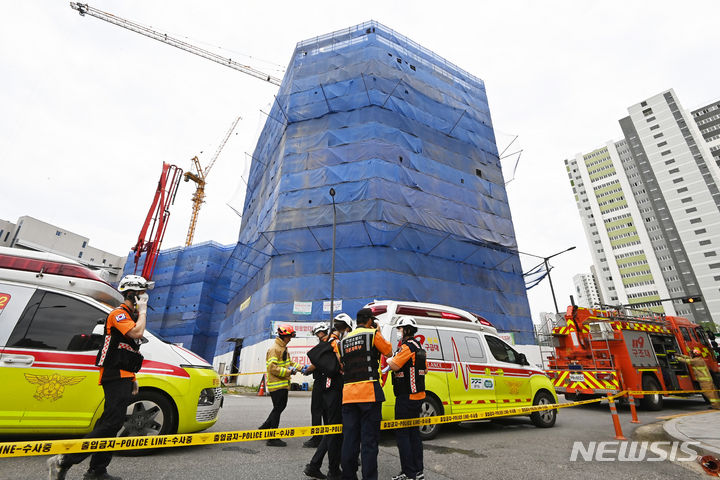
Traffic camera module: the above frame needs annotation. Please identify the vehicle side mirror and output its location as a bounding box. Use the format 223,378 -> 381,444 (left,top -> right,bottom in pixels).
140,336 -> 149,344
517,353 -> 530,366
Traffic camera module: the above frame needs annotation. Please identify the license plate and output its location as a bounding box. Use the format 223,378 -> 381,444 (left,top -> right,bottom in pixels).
569,373 -> 584,382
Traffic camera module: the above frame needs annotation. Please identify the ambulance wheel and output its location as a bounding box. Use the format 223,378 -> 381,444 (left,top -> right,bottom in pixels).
118,390 -> 177,455
530,390 -> 557,428
418,395 -> 442,441
639,376 -> 663,411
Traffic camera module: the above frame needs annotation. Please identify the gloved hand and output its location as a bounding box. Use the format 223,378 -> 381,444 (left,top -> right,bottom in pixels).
289,366 -> 298,375
301,365 -> 310,375
382,365 -> 391,374
135,293 -> 149,315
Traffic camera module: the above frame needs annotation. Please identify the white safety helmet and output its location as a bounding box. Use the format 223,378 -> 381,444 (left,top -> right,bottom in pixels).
333,313 -> 355,331
395,316 -> 417,329
118,275 -> 154,292
312,322 -> 330,336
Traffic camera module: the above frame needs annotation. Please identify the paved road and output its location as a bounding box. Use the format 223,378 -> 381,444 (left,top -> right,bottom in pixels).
1,393 -> 712,480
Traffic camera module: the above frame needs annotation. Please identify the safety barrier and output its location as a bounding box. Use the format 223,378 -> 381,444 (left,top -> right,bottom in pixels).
1,388 -> 717,458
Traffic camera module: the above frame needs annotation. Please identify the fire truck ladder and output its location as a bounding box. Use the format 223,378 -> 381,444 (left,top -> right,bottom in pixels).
587,335 -> 616,371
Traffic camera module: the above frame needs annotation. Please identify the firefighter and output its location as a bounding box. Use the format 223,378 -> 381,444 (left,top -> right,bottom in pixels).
304,322 -> 331,450
676,348 -> 720,410
303,315 -> 353,480
258,324 -> 305,446
47,274 -> 151,480
338,308 -> 392,480
386,316 -> 426,480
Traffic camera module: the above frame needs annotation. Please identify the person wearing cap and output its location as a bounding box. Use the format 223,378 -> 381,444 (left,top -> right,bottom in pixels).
48,275 -> 152,480
676,347 -> 720,410
258,324 -> 305,446
303,315 -> 352,480
338,308 -> 392,480
386,316 -> 426,480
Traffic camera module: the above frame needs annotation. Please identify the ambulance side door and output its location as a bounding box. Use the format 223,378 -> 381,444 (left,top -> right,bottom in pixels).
0,283 -> 37,429
1,289 -> 106,431
438,328 -> 496,413
484,335 -> 533,406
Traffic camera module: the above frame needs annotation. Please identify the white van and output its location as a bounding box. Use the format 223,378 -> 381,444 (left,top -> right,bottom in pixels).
366,300 -> 558,439
0,247 -> 222,436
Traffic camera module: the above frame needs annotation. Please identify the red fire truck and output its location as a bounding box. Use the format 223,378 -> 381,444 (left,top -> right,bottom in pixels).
546,305 -> 720,410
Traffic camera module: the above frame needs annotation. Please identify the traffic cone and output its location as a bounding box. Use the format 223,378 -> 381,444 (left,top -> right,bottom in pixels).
627,393 -> 640,423
607,394 -> 626,440
257,374 -> 267,396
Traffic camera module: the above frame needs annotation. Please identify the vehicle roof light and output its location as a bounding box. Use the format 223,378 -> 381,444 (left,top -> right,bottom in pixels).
473,314 -> 494,327
0,254 -> 111,287
396,305 -> 472,322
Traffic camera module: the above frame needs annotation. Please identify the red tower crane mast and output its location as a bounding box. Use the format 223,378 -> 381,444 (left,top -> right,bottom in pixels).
132,163 -> 183,280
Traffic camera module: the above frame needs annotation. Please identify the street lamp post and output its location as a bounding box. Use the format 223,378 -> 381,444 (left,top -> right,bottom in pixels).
523,246 -> 576,313
329,188 -> 337,331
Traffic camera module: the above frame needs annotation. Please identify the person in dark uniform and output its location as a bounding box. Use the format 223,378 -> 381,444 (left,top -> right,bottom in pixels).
304,322 -> 331,450
386,316 -> 426,480
47,275 -> 152,480
303,314 -> 354,480
338,308 -> 392,480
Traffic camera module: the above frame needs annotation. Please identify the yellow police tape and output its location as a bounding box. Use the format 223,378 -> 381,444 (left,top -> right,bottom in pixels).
0,393 -> 617,458
2,388 -> 718,458
627,388 -> 720,395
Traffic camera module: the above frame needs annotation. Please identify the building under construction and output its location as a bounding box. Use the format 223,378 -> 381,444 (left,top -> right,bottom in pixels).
134,21 -> 534,374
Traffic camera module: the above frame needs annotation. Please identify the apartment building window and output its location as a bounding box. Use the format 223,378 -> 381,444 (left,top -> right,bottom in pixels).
672,177 -> 684,184
677,187 -> 688,193
695,228 -> 707,234
657,141 -> 668,147
82,241 -> 87,248
705,251 -> 717,257
653,133 -> 663,138
669,168 -> 680,174
686,207 -> 697,213
710,263 -> 720,269
681,197 -> 692,203
642,108 -> 653,116
56,231 -> 62,236
78,252 -> 83,258
700,240 -> 711,246
664,159 -> 675,165
650,124 -> 660,130
661,150 -> 672,156
646,116 -> 656,122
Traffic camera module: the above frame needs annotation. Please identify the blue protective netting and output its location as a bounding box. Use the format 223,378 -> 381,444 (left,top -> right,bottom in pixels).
129,21 -> 535,360
212,21 -> 534,354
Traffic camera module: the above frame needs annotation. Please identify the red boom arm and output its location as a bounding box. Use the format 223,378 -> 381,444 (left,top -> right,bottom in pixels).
132,162 -> 183,280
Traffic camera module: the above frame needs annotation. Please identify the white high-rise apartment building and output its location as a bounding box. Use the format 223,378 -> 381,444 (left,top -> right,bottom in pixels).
691,99 -> 720,167
566,89 -> 720,328
572,272 -> 603,308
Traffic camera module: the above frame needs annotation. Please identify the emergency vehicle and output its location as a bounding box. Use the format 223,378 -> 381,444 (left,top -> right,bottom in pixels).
0,247 -> 222,436
546,304 -> 720,410
366,300 -> 558,440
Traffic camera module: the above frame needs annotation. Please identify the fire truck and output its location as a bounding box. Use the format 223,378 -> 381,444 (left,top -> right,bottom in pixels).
545,305 -> 720,410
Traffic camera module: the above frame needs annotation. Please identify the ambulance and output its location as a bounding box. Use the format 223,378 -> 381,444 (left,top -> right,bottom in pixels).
366,300 -> 558,439
0,247 -> 222,436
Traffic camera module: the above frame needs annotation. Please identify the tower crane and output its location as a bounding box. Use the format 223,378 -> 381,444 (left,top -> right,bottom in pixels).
184,116 -> 241,246
69,3 -> 282,86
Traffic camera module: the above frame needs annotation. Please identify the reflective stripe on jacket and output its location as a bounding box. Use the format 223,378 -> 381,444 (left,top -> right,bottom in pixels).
266,337 -> 301,392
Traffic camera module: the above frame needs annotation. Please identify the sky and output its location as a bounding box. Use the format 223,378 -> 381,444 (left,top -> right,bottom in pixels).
2,1 -> 719,322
